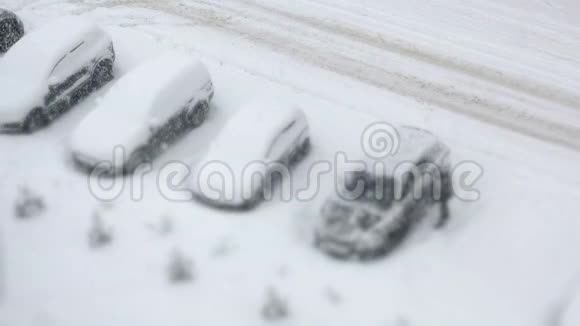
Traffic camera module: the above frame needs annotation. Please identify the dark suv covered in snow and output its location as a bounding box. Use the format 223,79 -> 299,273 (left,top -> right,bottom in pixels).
314,126 -> 452,260
0,17 -> 115,133
0,9 -> 24,53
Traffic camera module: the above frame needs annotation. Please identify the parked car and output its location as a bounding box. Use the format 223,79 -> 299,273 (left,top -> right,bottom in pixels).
314,126 -> 452,260
70,52 -> 214,174
189,101 -> 310,210
0,8 -> 24,53
0,17 -> 115,133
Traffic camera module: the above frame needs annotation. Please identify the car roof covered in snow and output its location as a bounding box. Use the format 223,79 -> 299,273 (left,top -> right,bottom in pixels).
70,52 -> 210,160
0,17 -> 108,109
1,16 -> 105,75
360,125 -> 449,176
88,52 -> 210,122
325,127 -> 449,210
207,100 -> 305,161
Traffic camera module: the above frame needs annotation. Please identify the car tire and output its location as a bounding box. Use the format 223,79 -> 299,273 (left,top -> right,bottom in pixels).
23,107 -> 48,133
0,18 -> 24,53
125,147 -> 152,174
92,59 -> 114,89
187,101 -> 209,127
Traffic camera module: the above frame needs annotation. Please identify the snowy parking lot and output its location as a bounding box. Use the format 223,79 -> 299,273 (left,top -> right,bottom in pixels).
1,0 -> 580,325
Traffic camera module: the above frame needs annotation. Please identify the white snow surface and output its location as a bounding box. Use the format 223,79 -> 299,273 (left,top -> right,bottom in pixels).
562,284 -> 580,326
0,16 -> 106,119
70,52 -> 211,162
0,0 -> 580,325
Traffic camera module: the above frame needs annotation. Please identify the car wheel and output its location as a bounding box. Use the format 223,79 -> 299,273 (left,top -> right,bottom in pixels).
92,59 -> 114,89
125,147 -> 152,174
23,108 -> 48,133
0,19 -> 23,53
187,101 -> 209,127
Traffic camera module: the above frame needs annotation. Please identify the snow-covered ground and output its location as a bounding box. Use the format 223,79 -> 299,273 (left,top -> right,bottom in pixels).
1,0 -> 580,325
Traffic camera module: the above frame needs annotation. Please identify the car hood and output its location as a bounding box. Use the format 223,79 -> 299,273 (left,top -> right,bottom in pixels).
70,113 -> 149,167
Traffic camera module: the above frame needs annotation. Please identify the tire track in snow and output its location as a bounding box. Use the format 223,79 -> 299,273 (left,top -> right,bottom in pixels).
238,0 -> 580,110
79,0 -> 580,151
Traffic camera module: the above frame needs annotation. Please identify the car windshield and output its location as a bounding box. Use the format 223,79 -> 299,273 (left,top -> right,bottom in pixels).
342,172 -> 395,209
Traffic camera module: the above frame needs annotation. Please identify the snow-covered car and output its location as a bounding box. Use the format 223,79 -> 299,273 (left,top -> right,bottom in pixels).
70,52 -> 214,174
189,101 -> 310,210
314,126 -> 452,260
0,17 -> 115,133
0,9 -> 24,53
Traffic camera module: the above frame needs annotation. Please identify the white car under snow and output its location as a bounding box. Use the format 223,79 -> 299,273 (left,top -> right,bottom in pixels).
0,17 -> 115,132
70,52 -> 214,174
189,100 -> 310,210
